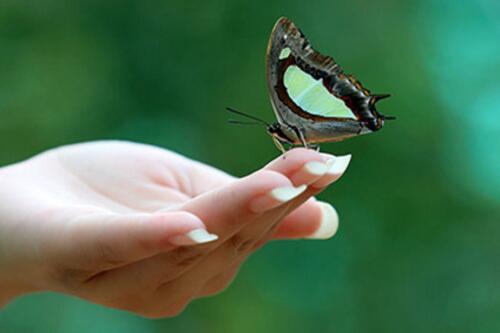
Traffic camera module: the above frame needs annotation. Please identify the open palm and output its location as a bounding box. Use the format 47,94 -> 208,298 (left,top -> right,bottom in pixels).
0,141 -> 350,317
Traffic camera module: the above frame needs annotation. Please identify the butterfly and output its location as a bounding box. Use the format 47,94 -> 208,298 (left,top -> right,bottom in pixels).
228,17 -> 394,153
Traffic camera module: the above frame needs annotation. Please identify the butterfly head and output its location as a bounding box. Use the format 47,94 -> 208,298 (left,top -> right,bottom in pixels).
365,93 -> 395,131
267,122 -> 293,144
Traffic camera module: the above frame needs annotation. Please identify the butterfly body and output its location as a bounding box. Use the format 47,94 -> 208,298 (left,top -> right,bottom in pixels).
265,17 -> 392,148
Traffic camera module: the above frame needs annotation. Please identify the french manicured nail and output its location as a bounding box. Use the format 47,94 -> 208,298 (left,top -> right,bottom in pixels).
250,184 -> 307,213
306,201 -> 339,239
169,228 -> 219,246
304,161 -> 329,176
312,155 -> 352,188
328,154 -> 351,175
291,161 -> 329,185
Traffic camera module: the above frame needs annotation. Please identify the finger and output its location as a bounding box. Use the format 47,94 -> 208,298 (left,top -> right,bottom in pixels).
310,154 -> 352,189
264,148 -> 334,185
271,199 -> 339,240
255,151 -> 350,242
176,148 -> 335,241
221,149 -> 344,254
55,211 -> 217,271
205,148 -> 334,246
175,169 -> 304,240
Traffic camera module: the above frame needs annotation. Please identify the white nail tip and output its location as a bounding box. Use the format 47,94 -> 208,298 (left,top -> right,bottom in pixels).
327,155 -> 351,175
171,228 -> 218,245
187,229 -> 218,243
303,161 -> 329,176
270,184 -> 307,202
307,202 -> 339,239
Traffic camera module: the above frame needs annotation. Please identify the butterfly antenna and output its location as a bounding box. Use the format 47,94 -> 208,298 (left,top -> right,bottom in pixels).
383,115 -> 397,120
228,119 -> 266,126
226,107 -> 270,126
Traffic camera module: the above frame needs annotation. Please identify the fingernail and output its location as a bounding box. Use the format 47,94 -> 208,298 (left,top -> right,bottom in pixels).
270,184 -> 307,202
169,228 -> 219,246
250,184 -> 307,213
306,201 -> 339,239
327,154 -> 351,175
303,161 -> 329,176
311,155 -> 351,188
291,161 -> 329,185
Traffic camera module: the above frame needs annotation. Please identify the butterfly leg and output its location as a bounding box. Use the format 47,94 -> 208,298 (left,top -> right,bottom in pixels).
292,126 -> 311,149
272,136 -> 287,155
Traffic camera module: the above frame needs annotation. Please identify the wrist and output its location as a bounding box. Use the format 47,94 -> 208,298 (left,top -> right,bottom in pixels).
0,222 -> 41,307
0,165 -> 46,306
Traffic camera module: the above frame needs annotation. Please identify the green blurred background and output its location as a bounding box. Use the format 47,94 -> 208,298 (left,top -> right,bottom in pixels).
1,0 -> 500,332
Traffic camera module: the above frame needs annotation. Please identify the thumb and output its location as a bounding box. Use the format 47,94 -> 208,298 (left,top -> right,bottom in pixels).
56,211 -> 218,270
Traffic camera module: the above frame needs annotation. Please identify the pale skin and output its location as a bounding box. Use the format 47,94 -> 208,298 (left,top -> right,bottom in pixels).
0,141 -> 351,318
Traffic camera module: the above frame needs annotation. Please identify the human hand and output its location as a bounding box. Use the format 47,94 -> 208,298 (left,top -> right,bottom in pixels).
0,141 -> 351,317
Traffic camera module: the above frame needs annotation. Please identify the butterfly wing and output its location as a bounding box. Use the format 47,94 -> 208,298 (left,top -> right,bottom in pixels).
266,17 -> 390,143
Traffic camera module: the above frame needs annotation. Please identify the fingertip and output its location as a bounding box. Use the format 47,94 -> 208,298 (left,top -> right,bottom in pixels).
305,201 -> 339,240
265,148 -> 336,186
147,211 -> 210,246
271,198 -> 323,239
239,169 -> 299,213
127,211 -> 220,255
311,154 -> 352,189
169,228 -> 219,246
249,183 -> 306,213
268,148 -> 324,170
272,200 -> 339,240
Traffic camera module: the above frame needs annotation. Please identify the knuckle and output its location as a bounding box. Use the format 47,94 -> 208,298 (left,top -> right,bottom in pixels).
228,233 -> 243,248
228,234 -> 254,254
237,239 -> 255,253
171,247 -> 204,267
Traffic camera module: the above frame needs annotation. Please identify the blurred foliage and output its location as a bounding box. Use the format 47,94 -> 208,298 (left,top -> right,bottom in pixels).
1,0 -> 500,332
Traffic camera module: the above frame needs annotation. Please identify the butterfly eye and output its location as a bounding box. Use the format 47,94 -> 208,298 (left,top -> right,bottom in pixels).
267,124 -> 292,143
365,117 -> 384,131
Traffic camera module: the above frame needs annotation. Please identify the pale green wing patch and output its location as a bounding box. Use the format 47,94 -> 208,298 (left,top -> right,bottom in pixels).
279,47 -> 291,60
283,65 -> 356,119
